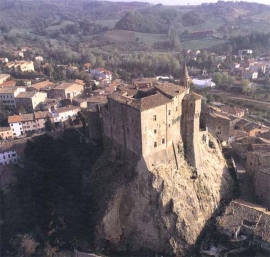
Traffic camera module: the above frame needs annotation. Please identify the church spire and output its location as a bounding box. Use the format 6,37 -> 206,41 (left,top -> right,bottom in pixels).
180,62 -> 191,90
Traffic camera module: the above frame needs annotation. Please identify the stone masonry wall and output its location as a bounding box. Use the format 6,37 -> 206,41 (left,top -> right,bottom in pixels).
182,97 -> 201,169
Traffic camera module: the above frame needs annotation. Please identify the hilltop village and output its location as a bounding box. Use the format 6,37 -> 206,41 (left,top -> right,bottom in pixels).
2,45 -> 270,256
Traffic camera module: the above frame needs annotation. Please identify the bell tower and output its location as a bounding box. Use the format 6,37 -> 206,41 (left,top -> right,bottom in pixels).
180,63 -> 191,92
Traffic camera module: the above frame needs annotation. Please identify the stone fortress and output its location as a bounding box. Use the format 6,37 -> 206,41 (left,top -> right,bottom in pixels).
100,63 -> 206,171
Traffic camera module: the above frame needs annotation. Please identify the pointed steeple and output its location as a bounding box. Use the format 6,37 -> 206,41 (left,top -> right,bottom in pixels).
183,62 -> 190,80
180,62 -> 191,90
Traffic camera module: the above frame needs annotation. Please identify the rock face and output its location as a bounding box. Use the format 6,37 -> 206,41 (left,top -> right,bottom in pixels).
91,136 -> 234,256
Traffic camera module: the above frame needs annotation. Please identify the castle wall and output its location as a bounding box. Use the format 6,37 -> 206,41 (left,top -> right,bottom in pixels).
141,97 -> 182,158
87,109 -> 102,140
182,97 -> 201,168
102,99 -> 142,159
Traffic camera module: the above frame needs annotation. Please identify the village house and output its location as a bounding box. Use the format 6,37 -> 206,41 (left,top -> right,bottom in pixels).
6,60 -> 35,72
31,80 -> 55,91
8,115 -> 24,137
0,57 -> 8,63
0,80 -> 16,88
50,82 -> 84,100
72,97 -> 87,108
13,51 -> 24,58
40,98 -> 61,112
0,127 -> 13,140
50,105 -> 80,124
15,91 -> 47,112
246,150 -> 270,209
87,95 -> 107,108
34,56 -> 44,62
20,47 -> 32,52
0,87 -> 26,109
34,111 -> 49,131
0,150 -> 18,166
7,112 -> 49,136
220,105 -> 246,118
217,199 -> 270,254
0,74 -> 10,84
205,110 -> 230,144
90,68 -> 112,84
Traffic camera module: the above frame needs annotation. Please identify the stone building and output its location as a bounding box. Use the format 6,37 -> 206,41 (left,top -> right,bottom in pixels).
101,64 -> 203,169
246,151 -> 270,208
217,199 -> 270,254
206,111 -> 230,144
15,91 -> 47,112
50,82 -> 84,100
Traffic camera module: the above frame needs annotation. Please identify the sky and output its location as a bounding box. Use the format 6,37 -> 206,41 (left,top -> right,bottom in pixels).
115,0 -> 270,6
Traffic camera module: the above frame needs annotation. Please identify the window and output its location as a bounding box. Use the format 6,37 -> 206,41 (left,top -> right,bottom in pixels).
127,127 -> 129,134
162,138 -> 165,144
176,106 -> 178,111
153,115 -> 157,121
154,129 -> 157,134
218,126 -> 221,129
168,110 -> 171,115
154,142 -> 157,147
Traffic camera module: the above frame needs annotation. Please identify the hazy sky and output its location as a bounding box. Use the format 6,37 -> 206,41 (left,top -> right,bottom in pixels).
119,0 -> 270,6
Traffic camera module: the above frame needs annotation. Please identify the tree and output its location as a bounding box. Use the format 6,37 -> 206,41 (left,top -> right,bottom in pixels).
241,79 -> 251,95
45,115 -> 55,132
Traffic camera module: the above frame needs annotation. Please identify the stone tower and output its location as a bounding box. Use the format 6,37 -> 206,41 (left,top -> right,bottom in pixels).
180,63 -> 191,91
182,92 -> 202,169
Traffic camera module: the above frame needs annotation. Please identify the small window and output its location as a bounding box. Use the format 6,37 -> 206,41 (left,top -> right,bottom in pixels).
154,129 -> 157,134
154,142 -> 157,147
190,103 -> 193,107
127,127 -> 130,134
168,110 -> 171,115
218,126 -> 221,129
162,138 -> 165,144
153,115 -> 157,121
176,106 -> 178,111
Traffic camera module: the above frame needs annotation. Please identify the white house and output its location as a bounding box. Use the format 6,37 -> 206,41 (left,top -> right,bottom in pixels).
192,78 -> 216,88
8,115 -> 23,137
35,56 -> 44,62
0,150 -> 18,166
50,105 -> 80,123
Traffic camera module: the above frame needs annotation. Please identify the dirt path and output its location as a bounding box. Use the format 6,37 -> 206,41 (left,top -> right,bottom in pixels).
230,96 -> 270,106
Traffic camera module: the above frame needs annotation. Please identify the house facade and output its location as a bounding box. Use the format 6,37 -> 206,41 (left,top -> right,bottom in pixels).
0,150 -> 18,166
0,127 -> 13,140
51,82 -> 84,100
0,87 -> 26,109
15,91 -> 47,112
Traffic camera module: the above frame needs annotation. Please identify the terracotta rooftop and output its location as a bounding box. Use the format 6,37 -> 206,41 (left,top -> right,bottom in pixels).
155,83 -> 185,98
34,111 -> 49,119
251,144 -> 270,152
0,127 -> 11,132
87,95 -> 108,104
0,80 -> 16,87
21,113 -> 34,122
74,79 -> 85,85
0,87 -> 24,94
55,105 -> 80,114
255,213 -> 270,243
217,200 -> 267,235
0,74 -> 10,80
55,82 -> 74,90
183,92 -> 202,100
220,106 -> 245,116
32,81 -> 55,90
8,115 -> 22,123
16,92 -> 36,98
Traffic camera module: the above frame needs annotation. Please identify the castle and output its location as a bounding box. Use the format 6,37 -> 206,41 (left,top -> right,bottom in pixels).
100,64 -> 204,170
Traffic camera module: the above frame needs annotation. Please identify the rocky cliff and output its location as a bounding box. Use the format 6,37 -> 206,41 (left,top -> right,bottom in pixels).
89,136 -> 234,256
